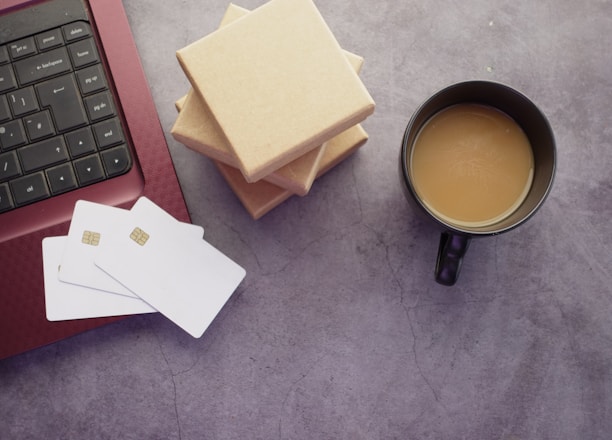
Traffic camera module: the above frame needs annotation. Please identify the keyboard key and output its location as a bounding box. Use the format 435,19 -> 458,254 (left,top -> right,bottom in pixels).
24,110 -> 55,141
36,28 -> 64,51
14,46 -> 72,85
10,172 -> 50,206
84,91 -> 115,122
76,64 -> 107,95
18,136 -> 69,172
46,162 -> 77,195
7,86 -> 39,117
0,151 -> 22,182
37,73 -> 88,132
0,119 -> 27,150
0,46 -> 9,64
101,144 -> 131,177
62,22 -> 92,43
68,38 -> 99,68
65,126 -> 97,158
9,37 -> 37,60
93,117 -> 124,149
0,183 -> 14,212
0,64 -> 17,93
0,95 -> 10,122
74,153 -> 105,185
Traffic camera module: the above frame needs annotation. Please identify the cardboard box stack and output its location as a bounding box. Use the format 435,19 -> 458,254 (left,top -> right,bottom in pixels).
171,0 -> 375,219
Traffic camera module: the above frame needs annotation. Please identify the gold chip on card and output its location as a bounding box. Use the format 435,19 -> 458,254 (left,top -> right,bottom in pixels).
130,227 -> 150,246
81,230 -> 101,246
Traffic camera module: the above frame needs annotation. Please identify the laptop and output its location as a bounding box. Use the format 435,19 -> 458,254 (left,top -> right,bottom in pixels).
0,0 -> 190,359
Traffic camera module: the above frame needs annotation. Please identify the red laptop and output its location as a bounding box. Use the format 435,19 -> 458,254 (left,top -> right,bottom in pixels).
0,0 -> 189,359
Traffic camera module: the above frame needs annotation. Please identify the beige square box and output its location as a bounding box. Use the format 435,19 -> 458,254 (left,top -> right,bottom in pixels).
214,124 -> 369,219
174,103 -> 369,220
172,88 -> 325,196
176,0 -> 375,183
172,3 -> 365,195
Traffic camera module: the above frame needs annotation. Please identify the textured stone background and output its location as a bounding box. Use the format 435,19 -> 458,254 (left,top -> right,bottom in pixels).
2,0 -> 611,439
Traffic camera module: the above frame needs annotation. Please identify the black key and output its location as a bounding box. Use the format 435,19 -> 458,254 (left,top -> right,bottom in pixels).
0,46 -> 9,64
0,183 -> 14,212
10,172 -> 50,206
0,64 -> 16,93
65,127 -> 97,158
14,46 -> 72,86
0,119 -> 27,150
101,144 -> 131,177
35,29 -> 64,51
9,37 -> 37,60
74,153 -> 105,185
76,64 -> 107,95
62,22 -> 92,43
0,95 -> 10,122
37,74 -> 88,132
0,151 -> 21,182
18,136 -> 69,173
68,38 -> 99,69
93,118 -> 124,149
46,163 -> 77,195
24,110 -> 55,141
84,91 -> 115,122
7,86 -> 39,117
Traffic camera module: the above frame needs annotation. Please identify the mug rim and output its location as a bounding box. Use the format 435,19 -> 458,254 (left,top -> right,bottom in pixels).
400,80 -> 556,236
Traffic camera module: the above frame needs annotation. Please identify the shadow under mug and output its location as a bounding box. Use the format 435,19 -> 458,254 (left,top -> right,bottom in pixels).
400,81 -> 556,286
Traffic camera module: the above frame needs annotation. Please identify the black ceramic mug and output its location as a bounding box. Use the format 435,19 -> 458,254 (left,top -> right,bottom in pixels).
400,81 -> 556,286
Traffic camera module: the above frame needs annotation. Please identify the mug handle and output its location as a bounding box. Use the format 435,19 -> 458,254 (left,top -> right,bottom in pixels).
435,232 -> 471,286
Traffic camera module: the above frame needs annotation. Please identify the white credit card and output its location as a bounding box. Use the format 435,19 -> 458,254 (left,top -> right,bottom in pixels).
59,200 -> 203,298
94,197 -> 246,338
43,236 -> 157,321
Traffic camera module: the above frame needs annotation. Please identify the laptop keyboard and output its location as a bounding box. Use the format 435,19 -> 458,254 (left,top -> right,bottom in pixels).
0,20 -> 132,214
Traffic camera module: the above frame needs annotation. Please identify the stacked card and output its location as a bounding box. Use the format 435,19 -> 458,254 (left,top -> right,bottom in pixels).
171,0 -> 374,219
42,197 -> 246,338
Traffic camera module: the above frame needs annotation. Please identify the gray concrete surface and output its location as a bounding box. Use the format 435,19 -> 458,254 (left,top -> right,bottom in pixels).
2,0 -> 612,439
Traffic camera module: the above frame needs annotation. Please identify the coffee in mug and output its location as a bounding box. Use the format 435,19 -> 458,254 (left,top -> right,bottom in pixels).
400,81 -> 556,286
410,103 -> 534,228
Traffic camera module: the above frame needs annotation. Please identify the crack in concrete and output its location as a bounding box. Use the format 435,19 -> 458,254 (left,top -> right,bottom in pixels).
363,222 -> 449,409
405,307 -> 443,406
153,333 -> 202,440
228,224 -> 264,272
159,346 -> 182,440
229,224 -> 336,279
277,353 -> 327,440
156,336 -> 183,440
